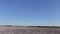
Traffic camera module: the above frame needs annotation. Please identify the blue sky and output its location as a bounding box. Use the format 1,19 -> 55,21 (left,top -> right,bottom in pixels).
0,0 -> 60,26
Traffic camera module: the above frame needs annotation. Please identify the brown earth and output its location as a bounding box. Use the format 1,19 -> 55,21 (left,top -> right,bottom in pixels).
0,26 -> 60,34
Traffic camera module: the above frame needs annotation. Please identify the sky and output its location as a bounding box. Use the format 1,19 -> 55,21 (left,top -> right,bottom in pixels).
0,0 -> 60,26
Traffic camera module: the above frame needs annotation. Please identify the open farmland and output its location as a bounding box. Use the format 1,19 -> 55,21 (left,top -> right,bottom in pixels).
0,26 -> 60,34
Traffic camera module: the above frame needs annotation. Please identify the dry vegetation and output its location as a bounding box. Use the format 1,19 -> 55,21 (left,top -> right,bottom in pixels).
0,26 -> 60,34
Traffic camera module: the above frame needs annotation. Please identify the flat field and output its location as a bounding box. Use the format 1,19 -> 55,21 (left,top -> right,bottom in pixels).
0,26 -> 60,34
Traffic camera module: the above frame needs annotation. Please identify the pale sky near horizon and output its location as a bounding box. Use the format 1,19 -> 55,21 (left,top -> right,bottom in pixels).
0,0 -> 60,26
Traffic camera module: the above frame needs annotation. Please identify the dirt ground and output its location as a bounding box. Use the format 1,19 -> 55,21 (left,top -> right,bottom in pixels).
0,26 -> 60,34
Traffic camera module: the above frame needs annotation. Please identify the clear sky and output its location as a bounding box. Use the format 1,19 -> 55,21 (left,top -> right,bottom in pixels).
0,0 -> 60,26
